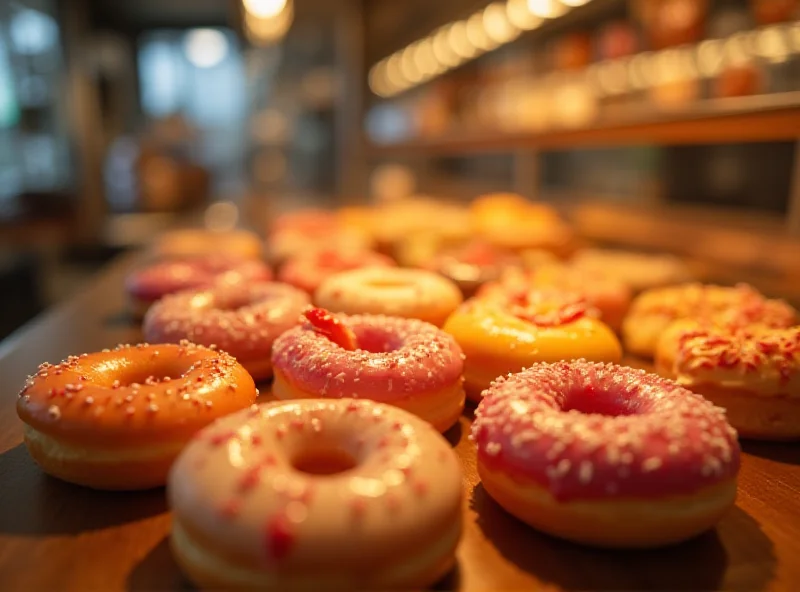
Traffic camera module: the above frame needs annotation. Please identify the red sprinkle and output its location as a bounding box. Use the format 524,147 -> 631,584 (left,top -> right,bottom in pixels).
303,307 -> 357,351
265,513 -> 295,561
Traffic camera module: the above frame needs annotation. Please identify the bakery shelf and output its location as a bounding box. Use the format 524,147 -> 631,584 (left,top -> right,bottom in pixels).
368,92 -> 800,157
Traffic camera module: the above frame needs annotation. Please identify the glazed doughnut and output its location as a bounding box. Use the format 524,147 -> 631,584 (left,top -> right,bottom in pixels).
569,248 -> 693,293
656,320 -> 800,440
267,209 -> 372,265
272,308 -> 465,432
168,399 -> 462,590
425,241 -> 521,298
315,267 -> 462,327
16,342 -> 257,490
479,266 -> 632,332
443,290 -> 622,401
152,229 -> 264,260
125,255 -> 273,318
472,360 -> 740,548
372,199 -> 471,256
278,248 -> 395,295
623,283 -> 797,359
143,282 -> 310,381
470,193 -> 575,256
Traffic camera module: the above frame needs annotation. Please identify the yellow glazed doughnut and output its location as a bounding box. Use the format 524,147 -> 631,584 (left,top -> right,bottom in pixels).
443,290 -> 622,401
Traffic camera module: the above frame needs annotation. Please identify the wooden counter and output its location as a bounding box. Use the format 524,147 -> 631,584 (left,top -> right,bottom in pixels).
1,254 -> 799,591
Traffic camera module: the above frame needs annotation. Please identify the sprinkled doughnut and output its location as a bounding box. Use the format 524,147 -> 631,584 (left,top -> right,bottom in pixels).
168,399 -> 462,590
480,266 -> 632,332
16,342 -> 257,490
443,290 -> 621,401
125,255 -> 273,317
278,248 -> 395,294
315,267 -> 462,327
272,308 -> 465,432
569,248 -> 693,293
656,320 -> 800,440
623,283 -> 797,359
472,360 -> 740,548
143,282 -> 310,381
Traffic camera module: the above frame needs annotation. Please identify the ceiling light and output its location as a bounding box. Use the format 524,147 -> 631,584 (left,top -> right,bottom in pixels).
506,0 -> 544,31
527,0 -> 568,18
243,0 -> 287,19
466,12 -> 494,51
483,3 -> 520,44
448,21 -> 478,59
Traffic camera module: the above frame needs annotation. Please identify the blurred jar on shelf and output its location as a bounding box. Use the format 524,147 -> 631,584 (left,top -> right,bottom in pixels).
593,20 -> 642,117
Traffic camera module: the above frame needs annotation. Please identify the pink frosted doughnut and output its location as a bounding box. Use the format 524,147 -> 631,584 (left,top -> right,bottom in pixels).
278,248 -> 395,294
168,399 -> 462,590
143,282 -> 309,381
271,309 -> 465,432
126,255 -> 272,317
472,360 -> 740,548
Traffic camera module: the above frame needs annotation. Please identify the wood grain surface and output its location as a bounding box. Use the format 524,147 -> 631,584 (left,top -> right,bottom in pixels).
1,254 -> 799,591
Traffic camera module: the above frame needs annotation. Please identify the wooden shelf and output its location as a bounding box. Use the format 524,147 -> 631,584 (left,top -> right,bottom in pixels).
368,92 -> 800,157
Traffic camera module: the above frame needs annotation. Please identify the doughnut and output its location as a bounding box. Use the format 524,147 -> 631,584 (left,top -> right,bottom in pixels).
272,308 -> 465,432
315,267 -> 462,327
425,241 -> 521,298
267,209 -> 373,265
168,399 -> 462,590
143,282 -> 310,381
278,248 -> 395,295
569,248 -> 693,293
656,320 -> 800,440
125,255 -> 273,318
16,342 -> 257,490
623,283 -> 797,359
152,229 -> 264,260
469,193 -> 575,256
472,360 -> 740,548
372,199 -> 471,256
479,266 -> 632,332
443,289 -> 622,401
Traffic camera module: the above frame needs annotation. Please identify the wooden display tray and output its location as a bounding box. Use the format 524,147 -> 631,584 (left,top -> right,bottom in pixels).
1,253 -> 799,591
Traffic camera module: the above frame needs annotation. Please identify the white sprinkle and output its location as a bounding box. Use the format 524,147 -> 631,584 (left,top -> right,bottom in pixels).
485,442 -> 502,456
47,405 -> 61,420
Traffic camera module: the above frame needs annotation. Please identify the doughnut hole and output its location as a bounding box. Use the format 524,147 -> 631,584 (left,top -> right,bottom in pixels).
292,447 -> 359,476
88,356 -> 198,388
352,324 -> 405,353
561,383 -> 646,417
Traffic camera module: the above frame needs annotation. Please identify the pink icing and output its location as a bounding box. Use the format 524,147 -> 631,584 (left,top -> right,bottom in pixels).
278,248 -> 394,294
126,255 -> 272,302
471,360 -> 740,501
143,282 -> 309,362
271,314 -> 463,401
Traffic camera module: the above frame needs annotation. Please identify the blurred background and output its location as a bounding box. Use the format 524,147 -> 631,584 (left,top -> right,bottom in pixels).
0,0 -> 798,340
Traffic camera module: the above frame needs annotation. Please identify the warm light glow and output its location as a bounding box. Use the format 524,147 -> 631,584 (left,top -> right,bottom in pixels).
385,54 -> 405,93
466,11 -> 494,51
506,0 -> 544,31
723,32 -> 750,67
595,60 -> 628,95
244,2 -> 293,46
755,27 -> 788,63
560,0 -> 590,6
483,3 -> 520,44
413,38 -> 439,77
696,39 -> 723,77
183,29 -> 228,68
627,52 -> 653,89
432,26 -> 461,67
368,61 -> 389,96
527,0 -> 568,18
400,44 -> 423,84
448,21 -> 478,58
242,0 -> 287,19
